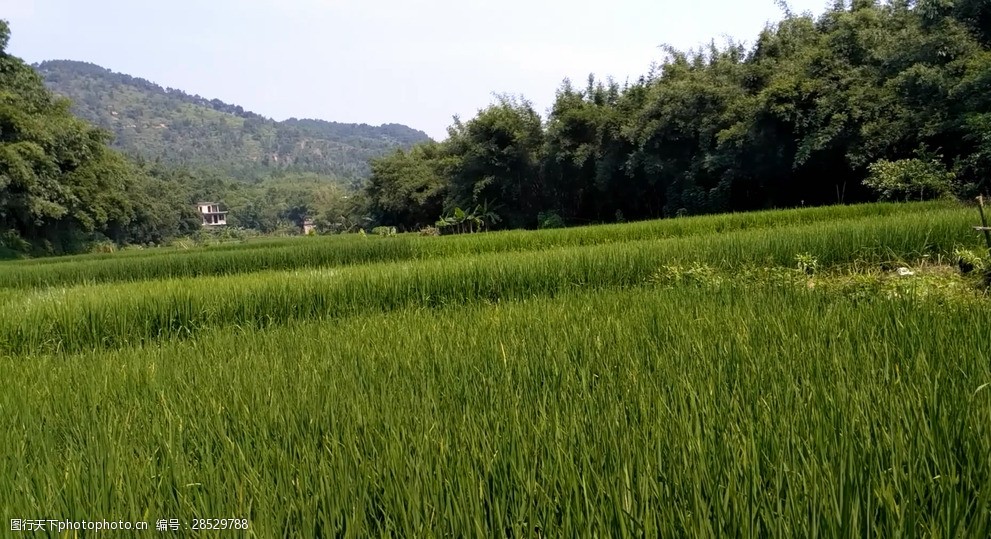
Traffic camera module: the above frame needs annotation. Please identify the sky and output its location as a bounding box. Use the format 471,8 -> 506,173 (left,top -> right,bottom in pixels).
1,0 -> 830,140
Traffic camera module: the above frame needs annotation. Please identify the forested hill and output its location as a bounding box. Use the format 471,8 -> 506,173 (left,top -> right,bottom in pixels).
34,60 -> 432,180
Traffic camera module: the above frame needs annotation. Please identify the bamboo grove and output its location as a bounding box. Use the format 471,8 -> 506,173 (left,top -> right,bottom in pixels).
365,1 -> 991,230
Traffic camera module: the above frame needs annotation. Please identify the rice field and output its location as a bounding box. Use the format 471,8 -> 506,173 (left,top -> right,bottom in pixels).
0,201 -> 964,290
1,202 -> 989,537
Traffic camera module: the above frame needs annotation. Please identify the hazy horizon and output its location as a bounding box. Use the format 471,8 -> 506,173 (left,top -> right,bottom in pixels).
2,0 -> 830,140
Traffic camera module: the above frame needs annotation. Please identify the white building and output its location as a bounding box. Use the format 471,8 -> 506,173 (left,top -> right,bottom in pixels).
197,202 -> 228,226
302,218 -> 316,235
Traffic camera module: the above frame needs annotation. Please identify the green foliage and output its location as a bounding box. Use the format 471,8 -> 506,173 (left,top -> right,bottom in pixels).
444,96 -> 545,228
435,204 -> 500,235
371,226 -> 397,237
537,211 -> 565,229
795,252 -> 820,275
8,2 -> 991,254
650,261 -> 986,304
88,240 -> 116,254
1,203 -> 990,535
0,201 -> 964,290
864,158 -> 958,201
955,247 -> 989,273
0,21 -> 139,254
0,204 -> 980,354
35,60 -> 431,180
543,76 -> 631,222
0,44 -> 426,253
649,262 -> 726,287
366,142 -> 448,230
6,9 -> 991,533
364,3 -> 991,231
124,164 -> 367,238
0,229 -> 30,256
227,173 -> 357,234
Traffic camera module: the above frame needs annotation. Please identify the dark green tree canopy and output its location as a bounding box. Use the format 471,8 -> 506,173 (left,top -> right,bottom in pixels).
1,20 -> 138,253
444,96 -> 545,228
365,1 -> 991,231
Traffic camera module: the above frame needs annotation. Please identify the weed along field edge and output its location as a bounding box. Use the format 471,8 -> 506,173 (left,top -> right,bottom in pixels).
2,202 -> 990,536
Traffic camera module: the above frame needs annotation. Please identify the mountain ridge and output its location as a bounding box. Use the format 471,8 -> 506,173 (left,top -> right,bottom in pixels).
33,60 -> 432,180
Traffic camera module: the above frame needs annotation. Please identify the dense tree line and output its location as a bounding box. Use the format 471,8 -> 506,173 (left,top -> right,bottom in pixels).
1,21 -> 136,254
6,0 -> 991,254
366,0 -> 991,231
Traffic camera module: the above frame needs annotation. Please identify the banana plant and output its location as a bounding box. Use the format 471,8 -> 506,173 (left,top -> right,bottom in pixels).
435,206 -> 485,234
473,200 -> 502,232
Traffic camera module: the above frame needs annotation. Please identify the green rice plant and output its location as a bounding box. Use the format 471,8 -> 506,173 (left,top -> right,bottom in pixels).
1,285 -> 988,536
795,252 -> 820,275
0,210 -> 980,355
0,201 -> 964,290
651,262 -> 988,304
955,247 -> 989,274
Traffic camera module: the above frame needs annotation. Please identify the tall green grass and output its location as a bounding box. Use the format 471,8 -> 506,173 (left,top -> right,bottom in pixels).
3,202 -> 987,536
0,211 -> 980,355
2,286 -> 988,536
0,201 -> 964,289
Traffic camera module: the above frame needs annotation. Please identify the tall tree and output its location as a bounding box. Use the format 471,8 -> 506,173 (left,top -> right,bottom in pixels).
366,2 -> 991,231
366,141 -> 449,230
444,96 -> 545,228
1,20 -> 137,253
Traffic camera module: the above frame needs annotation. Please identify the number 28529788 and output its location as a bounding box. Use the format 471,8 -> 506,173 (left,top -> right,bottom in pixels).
191,519 -> 249,531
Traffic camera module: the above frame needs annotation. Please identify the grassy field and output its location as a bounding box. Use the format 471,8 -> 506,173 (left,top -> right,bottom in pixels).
0,201 -> 965,289
1,202 -> 989,537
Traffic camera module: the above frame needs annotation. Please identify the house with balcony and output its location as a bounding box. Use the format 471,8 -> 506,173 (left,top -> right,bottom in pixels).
301,218 -> 316,235
197,202 -> 228,226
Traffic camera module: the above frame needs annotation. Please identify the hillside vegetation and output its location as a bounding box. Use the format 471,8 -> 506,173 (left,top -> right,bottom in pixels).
0,23 -> 427,256
1,202 -> 989,535
35,60 -> 431,180
6,0 -> 991,256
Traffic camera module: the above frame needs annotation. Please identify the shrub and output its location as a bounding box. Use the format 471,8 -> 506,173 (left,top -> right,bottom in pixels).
955,247 -> 988,274
0,230 -> 31,256
795,253 -> 819,275
372,226 -> 397,237
864,158 -> 957,201
537,211 -> 565,229
89,241 -> 117,254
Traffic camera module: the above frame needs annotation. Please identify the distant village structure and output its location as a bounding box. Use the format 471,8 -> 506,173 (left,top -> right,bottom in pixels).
301,218 -> 316,235
197,202 -> 228,227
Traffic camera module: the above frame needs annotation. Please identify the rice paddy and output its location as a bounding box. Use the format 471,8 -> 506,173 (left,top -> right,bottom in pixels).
1,201 -> 989,537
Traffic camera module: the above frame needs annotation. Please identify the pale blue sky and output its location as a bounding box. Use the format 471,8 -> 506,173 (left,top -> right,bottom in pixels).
1,0 -> 829,139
